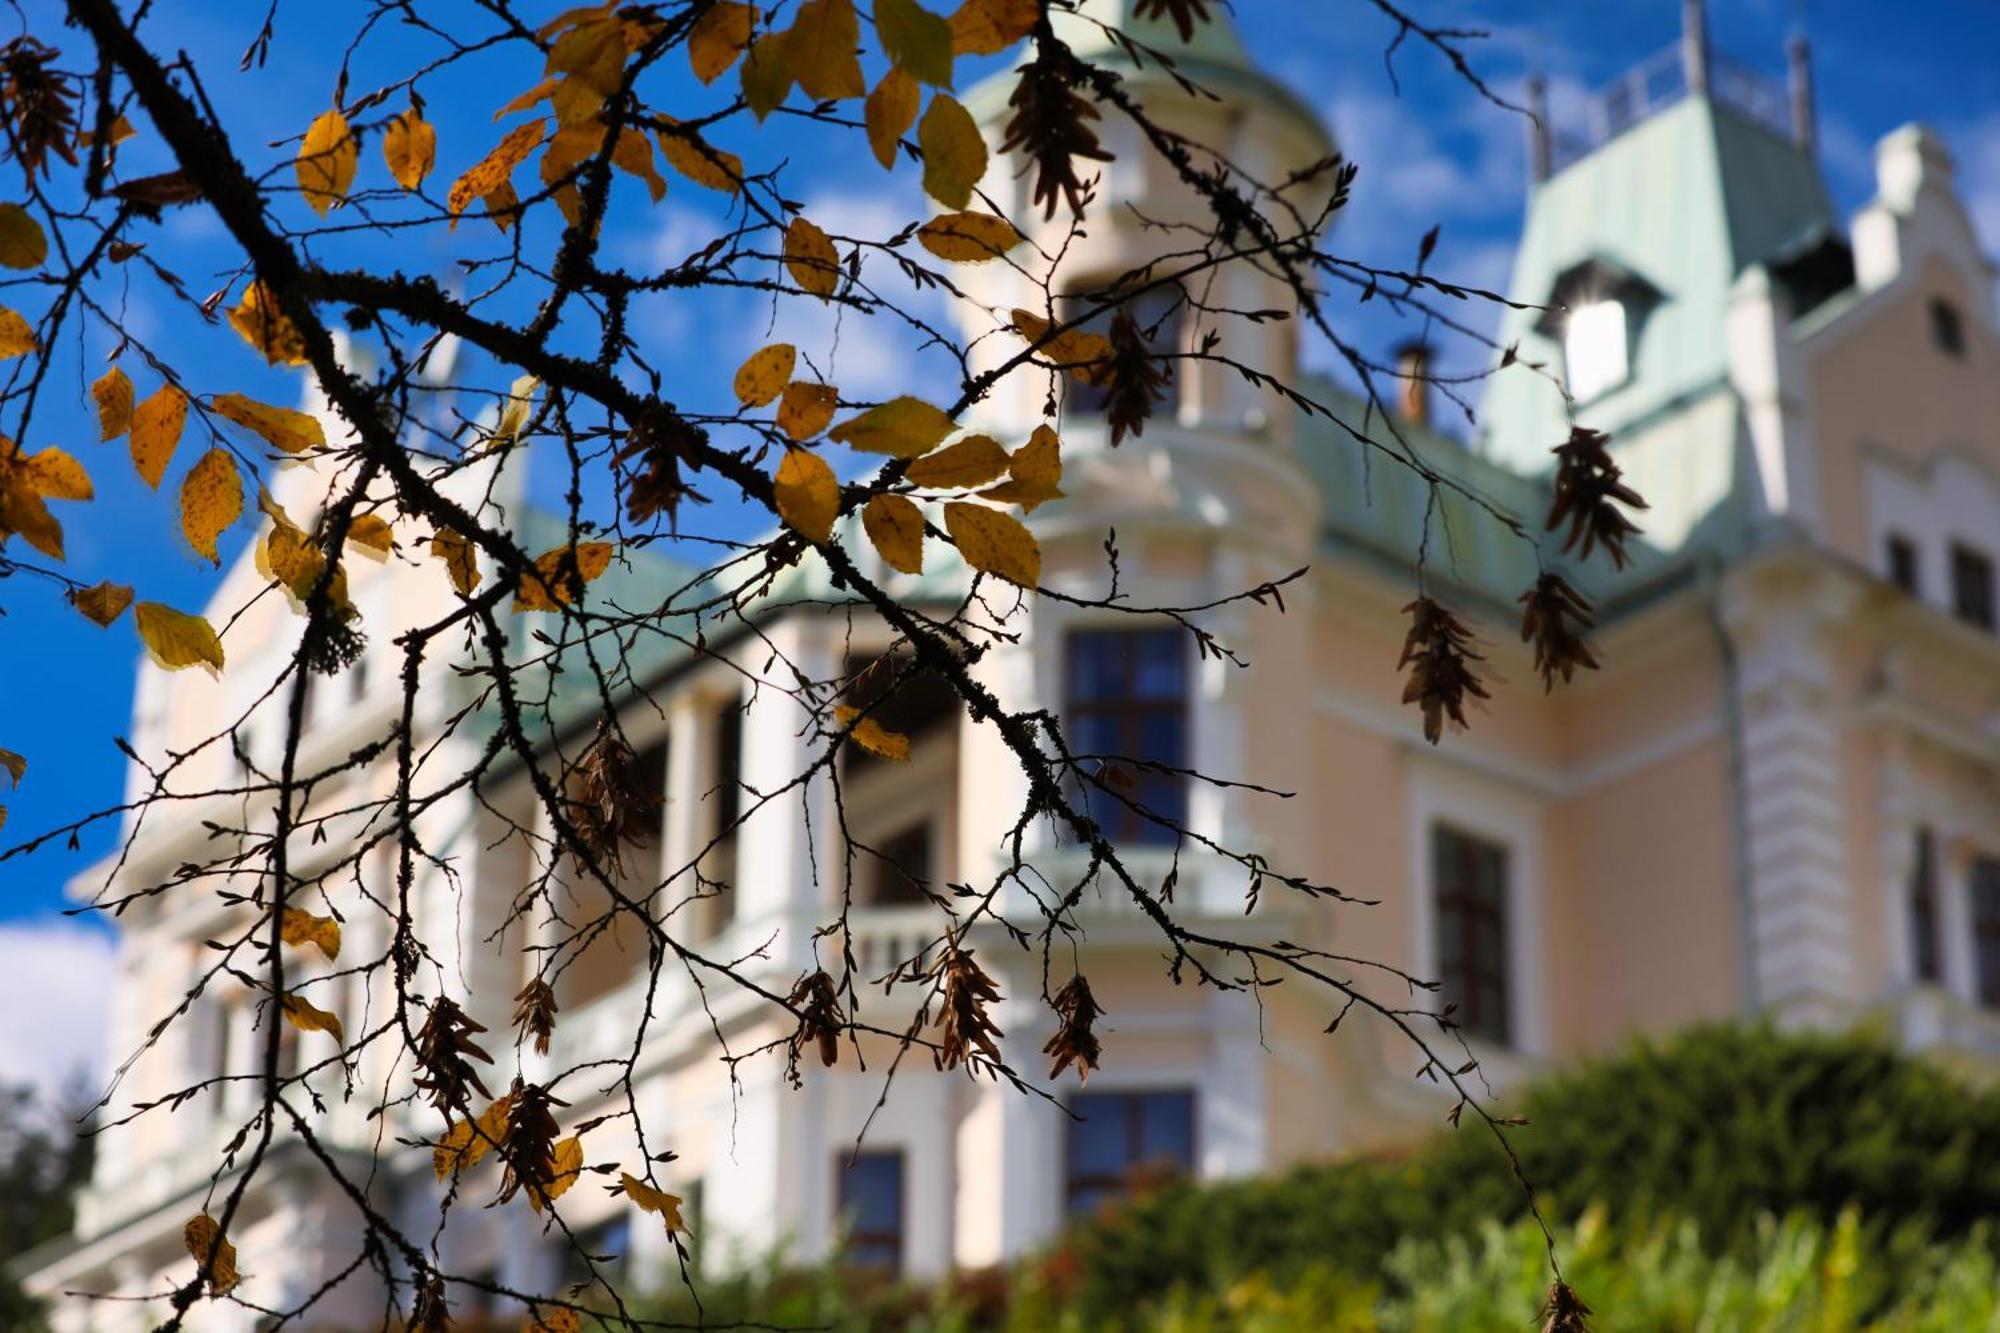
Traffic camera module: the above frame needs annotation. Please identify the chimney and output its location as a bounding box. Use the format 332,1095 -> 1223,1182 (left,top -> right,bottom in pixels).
1526,74 -> 1552,185
1395,341 -> 1432,427
1787,34 -> 1817,155
1681,0 -> 1710,95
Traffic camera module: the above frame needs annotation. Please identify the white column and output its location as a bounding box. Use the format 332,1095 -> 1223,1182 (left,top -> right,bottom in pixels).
733,619 -> 835,969
1199,988 -> 1267,1180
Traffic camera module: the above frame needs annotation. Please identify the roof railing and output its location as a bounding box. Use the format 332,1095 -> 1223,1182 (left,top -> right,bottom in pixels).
1541,41 -> 1793,177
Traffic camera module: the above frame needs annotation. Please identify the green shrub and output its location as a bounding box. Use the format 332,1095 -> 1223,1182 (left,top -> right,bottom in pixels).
1059,1024 -> 2000,1326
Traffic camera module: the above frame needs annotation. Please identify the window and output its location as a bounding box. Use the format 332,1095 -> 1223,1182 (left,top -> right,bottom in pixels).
867,821 -> 932,906
1064,629 -> 1188,845
705,700 -> 742,936
1974,858 -> 2000,1008
1432,826 -> 1512,1046
1065,1090 -> 1195,1215
349,651 -> 369,703
1909,826 -> 1942,984
622,737 -> 670,889
1951,544 -> 1995,632
1886,533 -> 1920,595
1929,297 -> 1967,358
835,1152 -> 904,1273
1063,281 -> 1185,418
1563,298 -> 1629,402
841,653 -> 960,771
563,1215 -> 630,1289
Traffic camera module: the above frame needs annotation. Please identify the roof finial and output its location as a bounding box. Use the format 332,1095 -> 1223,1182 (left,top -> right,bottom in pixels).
1526,74 -> 1552,185
1787,33 -> 1817,156
1681,0 -> 1710,95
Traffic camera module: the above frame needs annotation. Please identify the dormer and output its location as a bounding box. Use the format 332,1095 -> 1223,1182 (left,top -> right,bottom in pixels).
1534,256 -> 1663,406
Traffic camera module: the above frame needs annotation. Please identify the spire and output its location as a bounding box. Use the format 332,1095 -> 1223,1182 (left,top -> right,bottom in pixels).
1525,74 -> 1552,185
1787,33 -> 1817,156
1681,0 -> 1710,95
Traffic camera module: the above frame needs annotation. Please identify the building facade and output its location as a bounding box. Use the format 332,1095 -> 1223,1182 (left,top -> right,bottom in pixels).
20,2 -> 2000,1327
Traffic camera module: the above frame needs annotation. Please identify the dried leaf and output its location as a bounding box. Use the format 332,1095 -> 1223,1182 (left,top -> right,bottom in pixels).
827,396 -> 955,457
918,92 -> 986,209
431,528 -> 481,595
383,107 -> 437,191
346,513 -> 394,557
943,501 -> 1038,586
210,392 -> 325,455
979,423 -> 1063,511
904,433 -> 1009,487
1009,308 -> 1113,381
433,1093 -> 514,1180
514,541 -> 614,612
181,1213 -> 240,1297
92,365 -> 133,441
862,494 -> 925,574
297,107 -> 358,216
228,281 -> 309,366
178,448 -> 243,564
917,210 -> 1021,261
0,306 -> 36,358
733,343 -> 796,407
657,119 -> 741,193
527,1136 -> 584,1214
279,907 -> 342,962
689,1 -> 757,83
280,991 -> 345,1044
948,0 -> 1038,54
865,66 -> 920,170
612,128 -> 669,200
783,215 -> 840,300
773,446 -> 838,544
70,580 -> 133,627
447,121 -> 546,224
835,703 -> 911,759
619,1172 -> 687,1232
135,601 -> 224,672
776,381 -> 839,441
129,383 -> 188,489
0,203 -> 47,269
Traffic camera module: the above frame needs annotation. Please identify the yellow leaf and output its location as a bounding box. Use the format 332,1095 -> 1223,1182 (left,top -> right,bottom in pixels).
1009,308 -> 1113,381
435,1094 -> 515,1180
514,541 -> 614,612
383,107 -> 437,191
530,1308 -> 584,1333
448,121 -> 546,224
979,422 -> 1064,512
689,1 -> 757,84
18,446 -> 92,501
527,1135 -> 585,1213
0,748 -> 22,786
918,92 -> 985,210
482,177 -> 524,232
135,601 -> 225,672
346,513 -> 394,557
740,29 -> 795,121
210,392 -> 325,455
0,204 -> 47,269
904,433 -> 1008,487
279,907 -> 342,963
790,0 -> 866,101
297,108 -> 359,216
656,119 -> 742,193
733,343 -> 796,407
773,446 -> 839,544
92,365 -> 133,441
0,306 -> 37,359
181,1213 -> 241,1297
776,381 -> 839,441
280,991 -> 345,1044
835,703 -> 912,760
784,216 -> 840,300
865,67 -> 920,170
827,395 -> 955,457
70,580 -> 134,627
917,211 -> 1021,262
877,0 -> 954,87
546,15 -> 627,98
948,0 -> 1038,54
613,128 -> 669,201
432,528 -> 481,595
0,453 -> 64,558
228,281 -> 309,366
944,500 -> 1039,587
494,373 -> 541,447
179,449 -> 243,564
619,1172 -> 687,1232
130,383 -> 188,489
258,514 -> 328,601
862,494 -> 925,574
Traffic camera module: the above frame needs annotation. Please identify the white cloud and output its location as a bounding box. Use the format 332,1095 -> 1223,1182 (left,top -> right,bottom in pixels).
0,918 -> 117,1104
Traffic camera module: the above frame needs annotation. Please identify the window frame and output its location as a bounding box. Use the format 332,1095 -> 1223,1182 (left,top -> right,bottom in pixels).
1062,1088 -> 1198,1216
1929,297 -> 1968,359
1909,825 -> 1943,985
1885,532 -> 1920,595
1062,626 -> 1191,846
1561,297 -> 1631,403
1950,542 -> 1996,632
1059,278 -> 1187,420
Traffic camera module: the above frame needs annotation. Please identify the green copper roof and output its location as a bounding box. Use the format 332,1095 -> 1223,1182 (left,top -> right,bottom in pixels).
1478,96 -> 1835,484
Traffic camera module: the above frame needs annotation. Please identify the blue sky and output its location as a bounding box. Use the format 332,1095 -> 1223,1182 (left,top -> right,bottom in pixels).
0,0 -> 1996,1030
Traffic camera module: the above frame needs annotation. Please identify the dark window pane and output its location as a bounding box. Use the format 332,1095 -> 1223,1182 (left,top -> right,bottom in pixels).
843,653 -> 960,762
837,1152 -> 904,1274
1930,298 -> 1967,358
1974,859 -> 2000,1009
1887,534 -> 1920,595
1065,630 -> 1189,846
1432,826 -> 1512,1046
1068,1104 -> 1131,1176
1139,1092 -> 1195,1170
713,700 -> 743,832
869,822 -> 932,906
1951,545 -> 1996,632
1067,1090 -> 1196,1214
1911,827 -> 1941,984
1064,283 -> 1185,417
